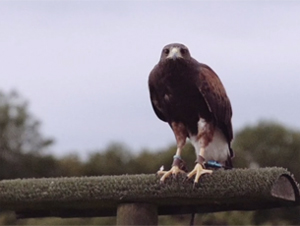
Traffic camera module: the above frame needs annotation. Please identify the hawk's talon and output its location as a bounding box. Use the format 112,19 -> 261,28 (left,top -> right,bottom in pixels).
192,182 -> 196,190
187,163 -> 213,183
157,165 -> 186,182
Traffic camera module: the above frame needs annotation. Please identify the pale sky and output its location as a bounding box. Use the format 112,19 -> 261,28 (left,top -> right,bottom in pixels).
1,1 -> 300,158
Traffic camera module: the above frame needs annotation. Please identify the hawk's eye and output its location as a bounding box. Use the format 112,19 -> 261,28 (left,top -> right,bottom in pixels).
163,49 -> 170,55
180,49 -> 187,55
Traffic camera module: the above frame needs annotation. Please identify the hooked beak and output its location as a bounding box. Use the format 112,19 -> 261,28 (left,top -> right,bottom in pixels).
167,47 -> 182,60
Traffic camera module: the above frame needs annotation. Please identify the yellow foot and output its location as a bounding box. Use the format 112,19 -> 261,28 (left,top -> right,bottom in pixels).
157,166 -> 186,182
187,163 -> 213,183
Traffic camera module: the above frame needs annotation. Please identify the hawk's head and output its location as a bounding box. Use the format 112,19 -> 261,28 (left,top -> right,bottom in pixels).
160,43 -> 191,62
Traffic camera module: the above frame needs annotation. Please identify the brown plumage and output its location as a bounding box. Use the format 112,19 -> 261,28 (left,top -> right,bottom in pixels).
148,43 -> 234,183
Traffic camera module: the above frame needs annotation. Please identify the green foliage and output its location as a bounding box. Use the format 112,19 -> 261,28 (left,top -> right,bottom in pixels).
58,153 -> 84,177
233,121 -> 300,225
84,143 -> 134,175
0,91 -> 55,179
233,121 -> 300,181
196,211 -> 254,225
0,91 -> 53,154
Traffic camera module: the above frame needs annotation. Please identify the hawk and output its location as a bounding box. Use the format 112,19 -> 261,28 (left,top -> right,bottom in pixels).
148,43 -> 234,183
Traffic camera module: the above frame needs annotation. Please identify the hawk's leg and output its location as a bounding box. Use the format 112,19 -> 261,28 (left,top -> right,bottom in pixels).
187,149 -> 213,183
157,151 -> 187,182
157,122 -> 188,182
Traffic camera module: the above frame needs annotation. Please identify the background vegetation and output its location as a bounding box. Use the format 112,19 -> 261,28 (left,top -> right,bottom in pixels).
0,90 -> 299,225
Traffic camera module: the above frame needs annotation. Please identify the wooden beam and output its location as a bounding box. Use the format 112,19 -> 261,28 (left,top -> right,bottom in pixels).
0,167 -> 299,219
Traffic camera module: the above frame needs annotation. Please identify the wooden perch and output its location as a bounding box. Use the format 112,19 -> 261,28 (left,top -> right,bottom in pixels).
0,167 -> 299,224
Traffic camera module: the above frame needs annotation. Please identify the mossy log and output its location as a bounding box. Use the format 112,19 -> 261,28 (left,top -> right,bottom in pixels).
0,167 -> 299,219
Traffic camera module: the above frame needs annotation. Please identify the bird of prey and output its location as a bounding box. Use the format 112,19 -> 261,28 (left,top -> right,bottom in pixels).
148,43 -> 234,183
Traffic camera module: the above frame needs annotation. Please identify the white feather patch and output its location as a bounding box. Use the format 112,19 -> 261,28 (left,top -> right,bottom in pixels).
190,118 -> 229,164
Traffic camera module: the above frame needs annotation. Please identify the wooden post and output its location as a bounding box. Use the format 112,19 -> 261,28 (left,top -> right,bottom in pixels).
116,203 -> 158,225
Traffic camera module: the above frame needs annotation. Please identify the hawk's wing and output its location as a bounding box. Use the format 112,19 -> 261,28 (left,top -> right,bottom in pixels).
197,63 -> 233,146
148,66 -> 167,122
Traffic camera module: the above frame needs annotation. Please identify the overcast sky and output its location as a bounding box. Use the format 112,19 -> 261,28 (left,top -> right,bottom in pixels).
1,1 -> 299,158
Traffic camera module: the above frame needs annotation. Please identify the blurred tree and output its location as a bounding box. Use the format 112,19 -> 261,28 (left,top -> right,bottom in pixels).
232,121 -> 300,225
128,145 -> 176,174
0,90 -> 54,179
84,143 -> 134,176
58,153 -> 84,177
83,142 -> 198,176
233,121 -> 300,181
